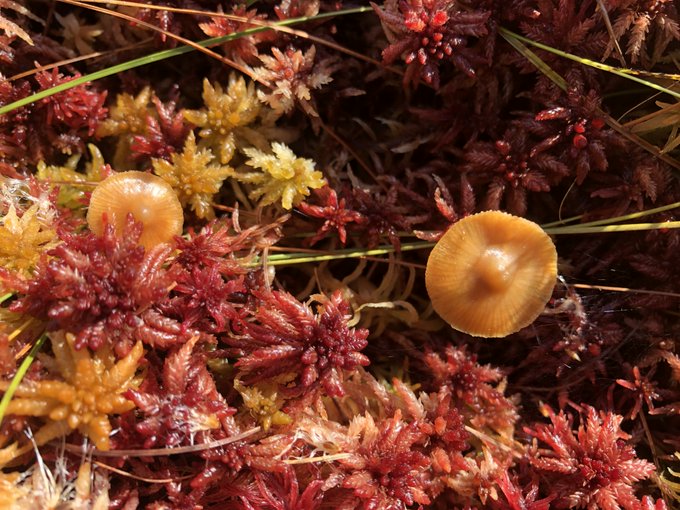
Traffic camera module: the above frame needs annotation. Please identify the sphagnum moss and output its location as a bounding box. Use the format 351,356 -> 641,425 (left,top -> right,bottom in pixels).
0,1 -> 677,508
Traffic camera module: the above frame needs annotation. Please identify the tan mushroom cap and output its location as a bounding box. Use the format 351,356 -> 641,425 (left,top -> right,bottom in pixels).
87,171 -> 184,250
425,210 -> 557,338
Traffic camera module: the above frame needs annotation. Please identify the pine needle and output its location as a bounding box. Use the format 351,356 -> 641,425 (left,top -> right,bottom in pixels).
572,201 -> 680,229
75,0 -> 392,73
68,427 -> 261,457
285,453 -> 352,464
0,1 -> 41,45
570,283 -> 680,299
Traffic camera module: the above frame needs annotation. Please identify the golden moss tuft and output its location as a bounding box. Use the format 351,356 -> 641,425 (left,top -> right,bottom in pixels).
0,202 -> 58,277
96,87 -> 153,168
184,75 -> 262,164
96,87 -> 152,138
0,471 -> 25,510
234,379 -> 292,432
36,144 -> 108,210
0,459 -> 109,509
152,131 -> 232,219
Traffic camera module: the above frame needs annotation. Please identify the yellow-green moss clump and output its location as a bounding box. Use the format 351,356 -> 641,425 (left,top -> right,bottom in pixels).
231,142 -> 326,209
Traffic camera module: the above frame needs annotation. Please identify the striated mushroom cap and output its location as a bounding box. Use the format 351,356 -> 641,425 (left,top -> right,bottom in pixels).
87,171 -> 184,249
426,210 -> 557,338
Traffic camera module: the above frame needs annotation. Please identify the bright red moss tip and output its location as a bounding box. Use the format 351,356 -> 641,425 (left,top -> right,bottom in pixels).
373,0 -> 492,87
35,68 -> 108,135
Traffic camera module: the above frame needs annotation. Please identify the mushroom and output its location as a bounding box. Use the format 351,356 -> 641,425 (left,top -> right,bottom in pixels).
87,171 -> 184,249
425,210 -> 557,338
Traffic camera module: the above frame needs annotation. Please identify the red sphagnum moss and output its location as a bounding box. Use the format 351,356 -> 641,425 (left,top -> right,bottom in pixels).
0,0 -> 677,507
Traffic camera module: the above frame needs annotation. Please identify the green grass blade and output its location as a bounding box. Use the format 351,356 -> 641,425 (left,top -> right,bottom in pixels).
498,27 -> 680,100
574,201 -> 680,228
262,241 -> 435,266
499,28 -> 567,91
541,202 -> 680,229
541,214 -> 584,228
0,6 -> 372,116
264,213 -> 680,266
546,220 -> 680,235
0,334 -> 47,428
500,27 -> 680,171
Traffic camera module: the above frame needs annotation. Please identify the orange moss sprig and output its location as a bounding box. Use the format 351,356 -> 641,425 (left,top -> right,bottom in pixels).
0,332 -> 143,460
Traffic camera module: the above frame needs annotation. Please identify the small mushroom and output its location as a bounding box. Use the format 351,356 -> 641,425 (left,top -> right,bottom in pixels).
87,171 -> 184,249
425,210 -> 557,338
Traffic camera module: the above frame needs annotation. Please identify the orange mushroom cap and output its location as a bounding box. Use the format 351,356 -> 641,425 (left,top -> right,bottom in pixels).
425,210 -> 557,338
87,171 -> 184,249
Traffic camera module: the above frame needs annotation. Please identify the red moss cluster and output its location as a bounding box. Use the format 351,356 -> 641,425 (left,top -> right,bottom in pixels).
374,0 -> 492,87
228,289 -> 370,400
0,0 -> 677,507
0,69 -> 107,167
2,216 -> 175,354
